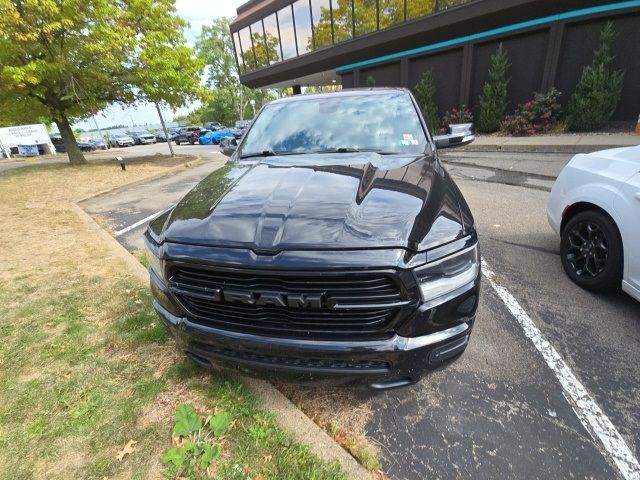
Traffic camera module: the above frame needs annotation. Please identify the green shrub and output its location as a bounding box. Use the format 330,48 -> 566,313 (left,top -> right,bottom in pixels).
414,69 -> 440,132
366,75 -> 376,87
477,43 -> 511,133
502,88 -> 562,136
442,105 -> 473,130
566,22 -> 625,132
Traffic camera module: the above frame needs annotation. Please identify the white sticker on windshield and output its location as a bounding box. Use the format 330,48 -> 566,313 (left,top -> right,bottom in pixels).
402,133 -> 419,145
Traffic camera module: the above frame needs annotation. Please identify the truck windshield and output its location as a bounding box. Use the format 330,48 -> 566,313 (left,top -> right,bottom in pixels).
239,92 -> 428,158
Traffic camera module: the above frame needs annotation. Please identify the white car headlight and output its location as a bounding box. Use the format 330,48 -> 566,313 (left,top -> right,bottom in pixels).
415,242 -> 480,304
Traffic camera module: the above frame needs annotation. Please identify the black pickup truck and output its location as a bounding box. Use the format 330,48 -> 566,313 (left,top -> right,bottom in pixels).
145,88 -> 479,389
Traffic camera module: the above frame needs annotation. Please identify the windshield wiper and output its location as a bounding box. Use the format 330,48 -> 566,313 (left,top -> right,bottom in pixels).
315,147 -> 396,155
239,148 -> 399,159
239,150 -> 302,159
239,150 -> 276,159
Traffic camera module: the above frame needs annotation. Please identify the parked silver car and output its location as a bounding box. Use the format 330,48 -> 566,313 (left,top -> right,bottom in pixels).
108,133 -> 135,147
131,130 -> 157,145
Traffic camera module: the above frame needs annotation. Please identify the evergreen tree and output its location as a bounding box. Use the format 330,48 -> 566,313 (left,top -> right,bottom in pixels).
415,70 -> 440,132
477,43 -> 511,133
566,22 -> 625,132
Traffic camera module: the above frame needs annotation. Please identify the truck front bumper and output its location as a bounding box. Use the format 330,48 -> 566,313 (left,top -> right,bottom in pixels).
153,297 -> 473,390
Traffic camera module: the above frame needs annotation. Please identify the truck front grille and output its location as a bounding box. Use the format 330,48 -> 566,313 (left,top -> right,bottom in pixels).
168,265 -> 405,338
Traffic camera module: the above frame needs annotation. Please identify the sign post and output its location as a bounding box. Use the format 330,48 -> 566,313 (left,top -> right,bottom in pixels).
0,138 -> 9,159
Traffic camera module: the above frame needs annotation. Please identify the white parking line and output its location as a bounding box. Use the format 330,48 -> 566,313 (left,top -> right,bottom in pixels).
114,205 -> 174,237
481,259 -> 640,480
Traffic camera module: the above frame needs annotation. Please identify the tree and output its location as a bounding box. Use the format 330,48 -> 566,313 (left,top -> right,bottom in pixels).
0,0 -> 202,165
0,97 -> 50,128
477,43 -> 510,133
414,70 -> 440,132
565,22 -> 625,132
195,18 -> 275,124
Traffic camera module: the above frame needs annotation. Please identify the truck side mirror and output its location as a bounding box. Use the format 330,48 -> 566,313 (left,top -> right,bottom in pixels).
220,137 -> 237,157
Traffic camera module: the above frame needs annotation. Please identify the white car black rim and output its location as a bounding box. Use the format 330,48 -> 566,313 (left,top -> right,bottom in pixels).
565,221 -> 608,278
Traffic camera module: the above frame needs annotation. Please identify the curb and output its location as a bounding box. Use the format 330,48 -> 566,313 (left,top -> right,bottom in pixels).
70,165 -> 372,480
243,379 -> 372,480
458,144 -> 634,154
441,159 -> 559,180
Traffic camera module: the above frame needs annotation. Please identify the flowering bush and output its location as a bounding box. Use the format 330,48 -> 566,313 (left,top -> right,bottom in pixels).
441,105 -> 473,131
502,88 -> 562,136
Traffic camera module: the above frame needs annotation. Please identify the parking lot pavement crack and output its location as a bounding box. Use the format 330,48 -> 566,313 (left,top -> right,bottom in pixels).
486,236 -> 559,256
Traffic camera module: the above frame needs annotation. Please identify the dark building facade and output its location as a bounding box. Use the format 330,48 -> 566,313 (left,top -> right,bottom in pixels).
230,0 -> 640,120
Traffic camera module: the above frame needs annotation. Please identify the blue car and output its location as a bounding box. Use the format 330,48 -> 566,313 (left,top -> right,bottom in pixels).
198,128 -> 234,145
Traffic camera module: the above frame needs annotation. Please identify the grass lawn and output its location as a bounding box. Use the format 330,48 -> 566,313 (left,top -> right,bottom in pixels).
0,157 -> 345,480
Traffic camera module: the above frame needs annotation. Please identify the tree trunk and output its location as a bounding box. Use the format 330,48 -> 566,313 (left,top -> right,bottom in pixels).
56,113 -> 87,165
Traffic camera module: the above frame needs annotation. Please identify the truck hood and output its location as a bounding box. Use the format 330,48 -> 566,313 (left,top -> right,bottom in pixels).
150,153 -> 467,253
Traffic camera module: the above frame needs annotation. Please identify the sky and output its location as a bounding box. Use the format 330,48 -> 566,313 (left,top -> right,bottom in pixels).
73,0 -> 246,132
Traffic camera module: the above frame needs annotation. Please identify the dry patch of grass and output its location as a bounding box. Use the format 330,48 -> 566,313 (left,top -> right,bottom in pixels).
279,385 -> 381,472
0,157 -> 345,480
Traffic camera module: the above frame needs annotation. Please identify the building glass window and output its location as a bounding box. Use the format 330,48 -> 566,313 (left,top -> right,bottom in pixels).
293,0 -> 313,54
331,0 -> 353,43
233,32 -> 245,73
311,0 -> 332,49
379,0 -> 405,29
239,27 -> 256,71
407,0 -> 435,20
262,13 -> 282,64
353,0 -> 377,36
278,5 -> 298,60
250,21 -> 269,68
236,0 -> 474,71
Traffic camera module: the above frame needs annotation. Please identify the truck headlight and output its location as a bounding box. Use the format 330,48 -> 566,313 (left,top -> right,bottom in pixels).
144,238 -> 163,278
415,242 -> 480,304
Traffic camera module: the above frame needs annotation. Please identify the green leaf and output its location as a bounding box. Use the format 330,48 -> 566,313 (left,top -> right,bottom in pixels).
173,404 -> 202,436
200,443 -> 221,470
209,412 -> 231,436
183,440 -> 196,452
161,447 -> 186,466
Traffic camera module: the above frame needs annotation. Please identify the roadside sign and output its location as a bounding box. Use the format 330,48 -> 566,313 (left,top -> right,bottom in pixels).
0,124 -> 54,158
17,144 -> 39,156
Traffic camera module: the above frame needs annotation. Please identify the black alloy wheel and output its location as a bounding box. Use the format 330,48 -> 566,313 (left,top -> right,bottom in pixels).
560,210 -> 623,292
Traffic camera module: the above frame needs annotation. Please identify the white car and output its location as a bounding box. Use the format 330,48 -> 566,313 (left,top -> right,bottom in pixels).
547,145 -> 640,301
108,133 -> 135,148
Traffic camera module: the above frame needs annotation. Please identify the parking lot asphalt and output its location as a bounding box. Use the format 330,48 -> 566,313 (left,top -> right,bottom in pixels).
81,149 -> 640,479
81,143 -> 225,251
